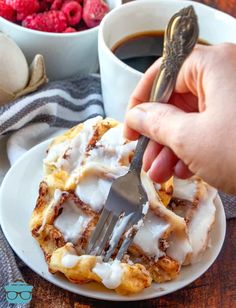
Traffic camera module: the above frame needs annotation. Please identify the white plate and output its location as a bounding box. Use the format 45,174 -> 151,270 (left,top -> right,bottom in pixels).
0,139 -> 226,301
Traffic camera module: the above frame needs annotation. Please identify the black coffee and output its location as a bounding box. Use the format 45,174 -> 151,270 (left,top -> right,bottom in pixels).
112,31 -> 207,73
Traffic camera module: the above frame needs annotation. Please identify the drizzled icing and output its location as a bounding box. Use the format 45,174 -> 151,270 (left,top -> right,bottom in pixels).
44,141 -> 69,165
187,186 -> 216,263
44,116 -> 102,171
65,117 -> 102,173
92,259 -> 123,289
108,213 -> 133,255
75,176 -> 111,212
173,178 -> 197,202
75,124 -> 137,211
166,232 -> 193,264
61,253 -> 81,268
85,123 -> 136,175
54,199 -> 91,244
133,210 -> 169,259
38,189 -> 63,233
61,253 -> 123,289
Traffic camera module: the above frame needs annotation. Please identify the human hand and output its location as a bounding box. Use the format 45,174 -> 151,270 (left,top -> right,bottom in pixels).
124,43 -> 236,194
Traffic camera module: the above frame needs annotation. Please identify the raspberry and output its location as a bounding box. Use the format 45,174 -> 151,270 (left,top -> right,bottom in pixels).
50,0 -> 63,10
38,0 -> 50,12
22,10 -> 68,33
77,20 -> 88,31
62,1 -> 82,26
6,0 -> 40,21
0,0 -> 16,21
82,0 -> 109,28
63,26 -> 76,33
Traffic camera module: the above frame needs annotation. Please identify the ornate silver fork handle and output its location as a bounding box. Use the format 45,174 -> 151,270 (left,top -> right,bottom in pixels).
130,5 -> 199,174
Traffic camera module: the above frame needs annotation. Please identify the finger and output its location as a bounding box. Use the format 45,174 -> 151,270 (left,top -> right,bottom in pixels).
174,44 -> 210,112
128,58 -> 163,110
169,92 -> 199,112
124,126 -> 140,141
125,92 -> 198,140
143,140 -> 163,172
148,147 -> 179,183
124,58 -> 162,139
174,160 -> 193,179
125,102 -> 198,152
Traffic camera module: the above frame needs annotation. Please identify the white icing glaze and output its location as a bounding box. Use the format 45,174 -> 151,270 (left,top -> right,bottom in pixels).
54,199 -> 91,244
39,189 -> 63,233
133,211 -> 169,259
108,213 -> 133,254
61,253 -> 123,289
142,202 -> 149,215
75,176 -> 112,211
154,183 -> 161,191
98,123 -> 125,145
87,124 -> 136,175
166,232 -> 192,264
75,124 -> 136,211
108,203 -> 150,254
173,177 -> 197,202
92,259 -> 123,289
188,186 -> 216,263
53,189 -> 62,203
64,116 -> 102,172
44,141 -> 69,165
45,116 -> 102,172
61,254 -> 80,268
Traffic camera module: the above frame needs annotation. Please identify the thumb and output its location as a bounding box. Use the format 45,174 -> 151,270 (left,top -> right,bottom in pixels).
125,102 -> 202,159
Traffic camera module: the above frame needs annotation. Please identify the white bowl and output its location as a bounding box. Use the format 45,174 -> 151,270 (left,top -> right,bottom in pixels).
0,0 -> 121,80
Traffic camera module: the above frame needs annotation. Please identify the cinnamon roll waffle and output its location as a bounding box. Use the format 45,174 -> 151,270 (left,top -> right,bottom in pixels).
30,116 -> 216,294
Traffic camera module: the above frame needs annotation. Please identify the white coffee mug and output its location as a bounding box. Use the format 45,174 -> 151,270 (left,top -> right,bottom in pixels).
99,0 -> 236,121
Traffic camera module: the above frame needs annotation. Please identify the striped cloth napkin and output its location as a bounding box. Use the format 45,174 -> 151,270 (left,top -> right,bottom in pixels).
0,74 -> 104,165
0,74 -> 235,307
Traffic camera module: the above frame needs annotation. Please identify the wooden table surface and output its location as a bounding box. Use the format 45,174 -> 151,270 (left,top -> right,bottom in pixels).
21,1 -> 236,307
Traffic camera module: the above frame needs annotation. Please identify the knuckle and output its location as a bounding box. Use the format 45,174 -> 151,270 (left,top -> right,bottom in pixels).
148,108 -> 172,138
171,120 -> 186,152
213,43 -> 236,60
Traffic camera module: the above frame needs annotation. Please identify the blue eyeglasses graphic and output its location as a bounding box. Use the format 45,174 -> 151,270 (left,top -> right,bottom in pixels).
4,280 -> 33,304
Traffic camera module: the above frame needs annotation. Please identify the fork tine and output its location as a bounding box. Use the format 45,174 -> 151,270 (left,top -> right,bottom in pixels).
103,213 -> 133,262
94,214 -> 119,256
116,213 -> 143,261
116,236 -> 134,261
86,208 -> 110,254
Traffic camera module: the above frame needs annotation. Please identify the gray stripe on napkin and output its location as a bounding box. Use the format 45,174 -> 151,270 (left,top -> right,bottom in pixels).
29,113 -> 103,128
0,74 -> 104,135
1,99 -> 103,134
0,75 -> 102,116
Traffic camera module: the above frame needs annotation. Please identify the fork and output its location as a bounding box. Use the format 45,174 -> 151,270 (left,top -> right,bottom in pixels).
86,5 -> 199,262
